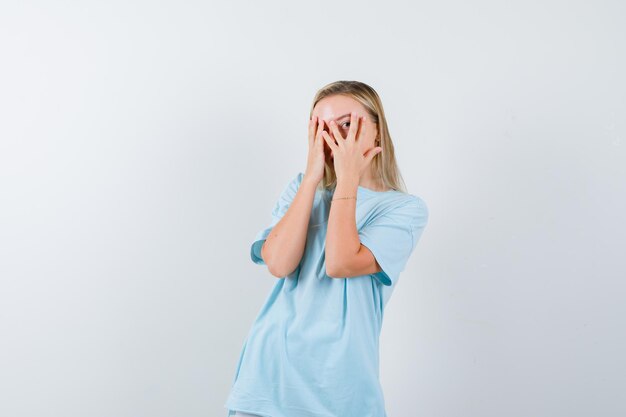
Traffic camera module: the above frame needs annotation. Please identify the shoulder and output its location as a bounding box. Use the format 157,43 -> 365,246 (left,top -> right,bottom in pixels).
407,194 -> 428,217
280,171 -> 304,193
384,193 -> 429,227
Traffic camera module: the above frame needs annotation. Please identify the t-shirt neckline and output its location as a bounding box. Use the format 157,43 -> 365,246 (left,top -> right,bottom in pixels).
357,185 -> 395,195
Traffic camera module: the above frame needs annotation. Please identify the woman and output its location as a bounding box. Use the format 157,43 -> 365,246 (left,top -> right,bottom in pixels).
224,80 -> 429,417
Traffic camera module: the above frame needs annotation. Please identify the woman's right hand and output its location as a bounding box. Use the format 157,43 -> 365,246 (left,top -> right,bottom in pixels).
304,116 -> 328,186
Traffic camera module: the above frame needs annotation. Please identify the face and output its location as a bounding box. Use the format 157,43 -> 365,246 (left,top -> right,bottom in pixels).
311,94 -> 378,162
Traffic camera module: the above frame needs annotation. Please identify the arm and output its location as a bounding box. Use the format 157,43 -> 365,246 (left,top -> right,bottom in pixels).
324,176 -> 381,278
261,173 -> 318,278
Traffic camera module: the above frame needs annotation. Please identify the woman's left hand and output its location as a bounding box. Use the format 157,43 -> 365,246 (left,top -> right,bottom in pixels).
321,111 -> 382,183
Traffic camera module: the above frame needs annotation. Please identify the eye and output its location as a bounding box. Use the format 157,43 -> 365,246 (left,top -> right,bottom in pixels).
340,121 -> 350,128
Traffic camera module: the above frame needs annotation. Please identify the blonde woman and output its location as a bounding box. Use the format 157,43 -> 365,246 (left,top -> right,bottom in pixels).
224,80 -> 429,417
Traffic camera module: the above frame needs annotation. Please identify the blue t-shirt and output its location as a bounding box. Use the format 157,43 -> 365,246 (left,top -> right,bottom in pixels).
224,171 -> 429,417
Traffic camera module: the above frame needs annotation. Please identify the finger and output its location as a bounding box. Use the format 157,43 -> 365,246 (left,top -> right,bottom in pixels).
354,115 -> 365,142
308,115 -> 317,146
321,131 -> 339,152
326,129 -> 339,154
315,123 -> 325,149
329,120 -> 345,144
364,146 -> 382,164
346,111 -> 358,142
313,118 -> 324,149
316,118 -> 326,143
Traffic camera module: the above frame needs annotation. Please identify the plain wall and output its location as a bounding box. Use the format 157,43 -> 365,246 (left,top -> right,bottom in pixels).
0,1 -> 624,416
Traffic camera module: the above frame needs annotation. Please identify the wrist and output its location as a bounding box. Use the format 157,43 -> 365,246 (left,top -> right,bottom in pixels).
301,173 -> 320,190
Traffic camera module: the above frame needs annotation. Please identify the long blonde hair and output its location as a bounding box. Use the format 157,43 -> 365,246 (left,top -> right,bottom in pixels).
309,80 -> 408,194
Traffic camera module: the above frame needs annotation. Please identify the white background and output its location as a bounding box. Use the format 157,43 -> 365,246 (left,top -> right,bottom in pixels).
1,1 -> 624,416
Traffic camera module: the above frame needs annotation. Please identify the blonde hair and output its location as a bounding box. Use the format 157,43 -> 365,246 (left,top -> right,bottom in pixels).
309,80 -> 408,194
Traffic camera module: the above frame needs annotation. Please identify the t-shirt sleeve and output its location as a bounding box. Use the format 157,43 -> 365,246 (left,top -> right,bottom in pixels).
358,196 -> 429,286
250,172 -> 304,265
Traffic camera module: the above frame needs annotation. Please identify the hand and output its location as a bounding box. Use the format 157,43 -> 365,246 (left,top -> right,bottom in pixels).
321,111 -> 382,182
303,116 -> 327,186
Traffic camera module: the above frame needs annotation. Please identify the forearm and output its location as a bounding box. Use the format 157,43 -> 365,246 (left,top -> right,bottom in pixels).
262,174 -> 317,277
325,176 -> 361,277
